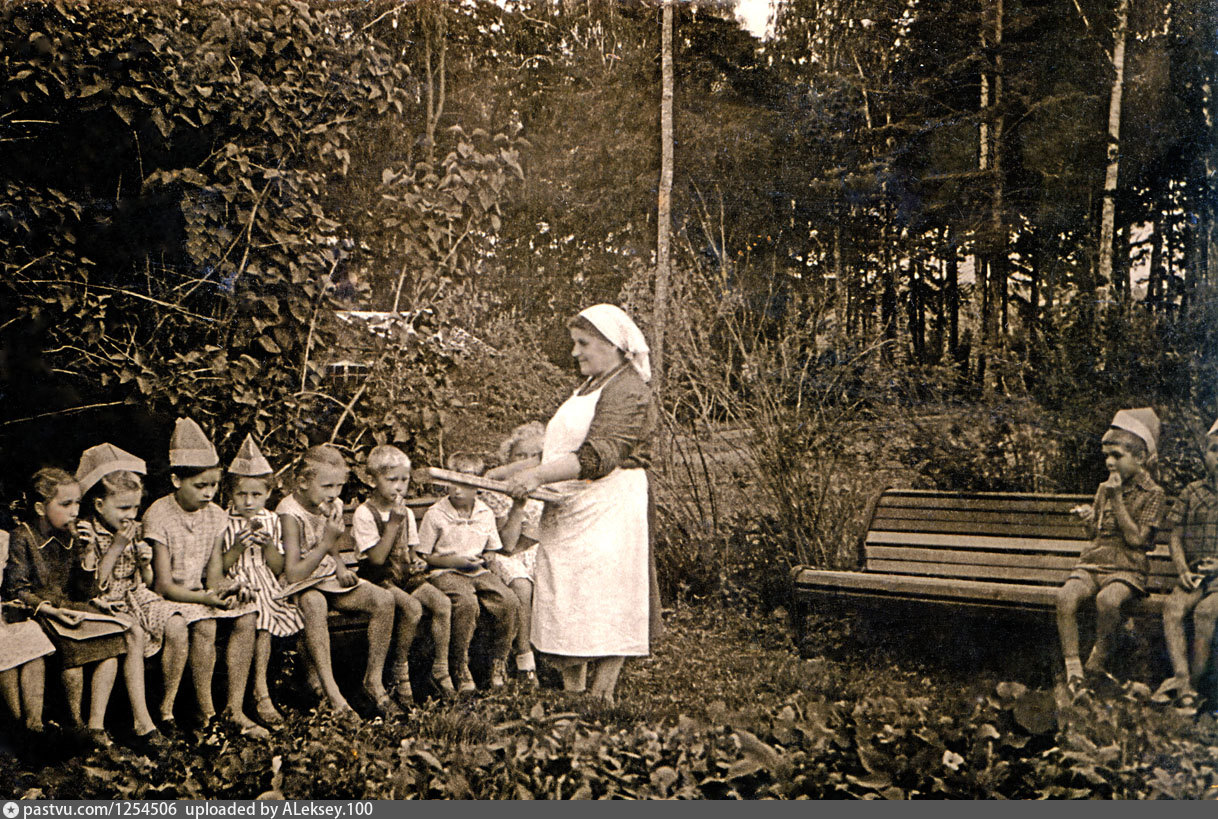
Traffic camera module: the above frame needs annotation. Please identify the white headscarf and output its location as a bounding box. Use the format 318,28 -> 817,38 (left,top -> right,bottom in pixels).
578,304 -> 652,383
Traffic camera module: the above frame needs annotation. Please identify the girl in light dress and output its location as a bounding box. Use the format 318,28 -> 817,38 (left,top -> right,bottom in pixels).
278,444 -> 397,720
217,434 -> 302,728
483,422 -> 546,686
0,528 -> 54,736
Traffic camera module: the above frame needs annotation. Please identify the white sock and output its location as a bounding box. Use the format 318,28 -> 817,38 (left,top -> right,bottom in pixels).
516,651 -> 536,672
1065,656 -> 1084,680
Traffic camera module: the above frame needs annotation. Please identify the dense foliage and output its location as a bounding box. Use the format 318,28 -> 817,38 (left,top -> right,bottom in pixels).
0,0 -> 525,488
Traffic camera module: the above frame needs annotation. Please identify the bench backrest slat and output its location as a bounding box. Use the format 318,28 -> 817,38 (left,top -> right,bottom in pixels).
866,545 -> 1177,575
869,516 -> 1089,539
876,491 -> 1092,514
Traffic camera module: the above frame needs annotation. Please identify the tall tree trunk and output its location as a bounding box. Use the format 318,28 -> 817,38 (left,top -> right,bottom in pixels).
945,230 -> 959,362
908,262 -> 925,363
1205,73 -> 1218,288
833,223 -> 848,352
881,238 -> 898,363
422,1 -> 447,165
1028,229 -> 1042,352
1114,222 -> 1131,303
977,0 -> 1005,391
1148,210 -> 1163,309
652,0 -> 673,402
988,0 -> 1006,384
1098,0 -> 1130,291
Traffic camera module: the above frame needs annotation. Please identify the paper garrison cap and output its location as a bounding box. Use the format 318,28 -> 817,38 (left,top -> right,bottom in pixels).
229,434 -> 274,476
1209,418 -> 1218,437
1109,407 -> 1161,460
169,417 -> 219,469
76,443 -> 147,495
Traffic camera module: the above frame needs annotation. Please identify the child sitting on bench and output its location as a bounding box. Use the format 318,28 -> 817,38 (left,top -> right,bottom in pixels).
1056,407 -> 1165,689
1153,418 -> 1218,708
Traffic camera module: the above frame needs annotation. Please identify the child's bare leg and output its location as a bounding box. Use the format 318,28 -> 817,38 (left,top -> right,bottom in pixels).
159,614 -> 189,722
0,668 -> 21,721
413,584 -> 451,680
252,631 -> 273,702
510,578 -> 534,666
1191,593 -> 1218,689
429,575 -> 477,688
1087,582 -> 1134,673
1163,587 -> 1201,683
330,584 -> 394,702
298,591 -> 349,712
251,631 -> 283,726
123,627 -> 157,735
87,657 -> 118,731
20,659 -> 45,731
189,618 -> 218,721
589,656 -> 626,704
388,587 -> 422,685
224,614 -> 258,727
1056,577 -> 1096,679
474,574 -> 518,667
62,667 -> 86,727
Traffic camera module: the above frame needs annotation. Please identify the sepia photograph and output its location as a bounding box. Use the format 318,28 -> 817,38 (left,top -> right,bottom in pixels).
1,0 -> 1217,800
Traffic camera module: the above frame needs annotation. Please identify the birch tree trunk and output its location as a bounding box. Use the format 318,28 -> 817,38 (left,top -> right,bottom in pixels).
976,0 -> 1004,391
652,0 -> 673,402
1098,0 -> 1129,292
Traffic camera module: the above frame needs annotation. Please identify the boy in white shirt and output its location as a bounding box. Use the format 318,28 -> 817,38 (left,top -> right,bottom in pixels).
418,453 -> 519,693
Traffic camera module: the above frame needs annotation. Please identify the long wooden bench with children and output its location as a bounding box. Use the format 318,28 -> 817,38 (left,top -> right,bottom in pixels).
0,417 -> 548,753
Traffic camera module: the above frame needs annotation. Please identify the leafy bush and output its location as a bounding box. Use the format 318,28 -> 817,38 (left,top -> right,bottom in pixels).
0,0 -> 524,479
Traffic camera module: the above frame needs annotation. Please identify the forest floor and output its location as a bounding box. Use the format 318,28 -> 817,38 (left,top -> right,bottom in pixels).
5,600 -> 1218,799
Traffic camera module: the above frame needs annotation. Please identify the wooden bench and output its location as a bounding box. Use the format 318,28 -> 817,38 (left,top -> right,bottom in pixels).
791,489 -> 1177,639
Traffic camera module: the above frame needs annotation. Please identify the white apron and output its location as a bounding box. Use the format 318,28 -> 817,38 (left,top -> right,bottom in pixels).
532,376 -> 650,657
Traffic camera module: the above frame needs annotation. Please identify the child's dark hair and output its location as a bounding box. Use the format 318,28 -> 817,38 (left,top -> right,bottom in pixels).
172,464 -> 221,480
1101,428 -> 1149,460
27,468 -> 78,517
446,452 -> 485,476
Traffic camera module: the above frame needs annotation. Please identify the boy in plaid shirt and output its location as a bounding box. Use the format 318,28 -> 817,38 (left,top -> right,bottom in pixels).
1153,420 -> 1218,707
1056,408 -> 1165,688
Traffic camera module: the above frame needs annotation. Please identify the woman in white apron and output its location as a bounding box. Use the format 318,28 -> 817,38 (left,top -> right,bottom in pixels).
505,304 -> 661,704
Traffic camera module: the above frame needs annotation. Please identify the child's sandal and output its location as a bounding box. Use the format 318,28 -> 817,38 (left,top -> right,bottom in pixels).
1151,677 -> 1183,705
391,680 -> 415,711
431,671 -> 457,699
255,696 -> 285,727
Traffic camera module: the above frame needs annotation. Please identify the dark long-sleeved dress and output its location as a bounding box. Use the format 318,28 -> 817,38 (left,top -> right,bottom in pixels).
3,522 -> 126,667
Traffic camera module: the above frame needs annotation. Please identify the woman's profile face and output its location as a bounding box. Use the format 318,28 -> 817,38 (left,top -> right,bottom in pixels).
569,326 -> 623,378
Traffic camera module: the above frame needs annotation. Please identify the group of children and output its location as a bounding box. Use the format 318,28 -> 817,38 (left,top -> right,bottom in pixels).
0,418 -> 548,751
1058,408 -> 1218,710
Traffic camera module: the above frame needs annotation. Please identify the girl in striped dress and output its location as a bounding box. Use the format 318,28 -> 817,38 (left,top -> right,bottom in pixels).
219,435 -> 302,728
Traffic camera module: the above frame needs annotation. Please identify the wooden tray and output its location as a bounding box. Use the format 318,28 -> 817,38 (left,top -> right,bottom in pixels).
425,467 -> 564,503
